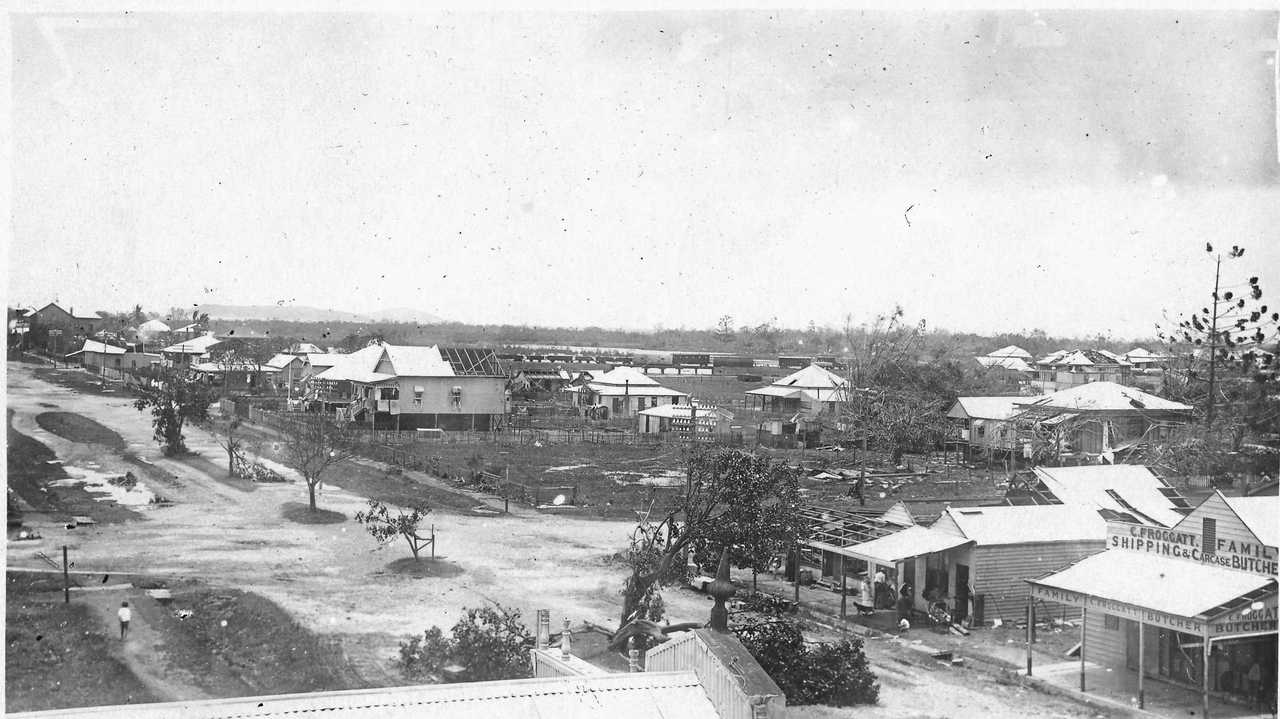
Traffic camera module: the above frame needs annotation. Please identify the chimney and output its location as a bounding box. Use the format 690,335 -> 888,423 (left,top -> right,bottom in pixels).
560,619 -> 572,659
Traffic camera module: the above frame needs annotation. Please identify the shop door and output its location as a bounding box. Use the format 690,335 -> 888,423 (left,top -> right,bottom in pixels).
954,564 -> 970,622
902,558 -> 916,596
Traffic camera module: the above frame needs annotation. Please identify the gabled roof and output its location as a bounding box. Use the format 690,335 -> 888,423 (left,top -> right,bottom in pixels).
10,670 -> 720,719
938,504 -> 1106,544
312,344 -> 391,383
306,352 -> 347,369
1036,349 -> 1130,367
1028,550 -> 1274,620
292,342 -> 324,354
161,334 -> 222,354
975,355 -> 1033,372
987,344 -> 1032,359
1221,495 -> 1279,547
67,339 -> 127,356
264,353 -> 305,370
1031,465 -> 1188,527
1016,381 -> 1192,413
762,363 -> 847,390
590,366 -> 663,387
137,319 -> 170,332
381,344 -> 454,376
947,396 -> 1024,421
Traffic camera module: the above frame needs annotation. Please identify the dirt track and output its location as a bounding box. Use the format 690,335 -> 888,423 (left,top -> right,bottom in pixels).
6,363 -> 653,678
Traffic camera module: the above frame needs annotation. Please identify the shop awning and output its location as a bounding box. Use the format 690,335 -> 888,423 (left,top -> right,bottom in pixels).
1028,550 -> 1275,621
809,526 -> 973,566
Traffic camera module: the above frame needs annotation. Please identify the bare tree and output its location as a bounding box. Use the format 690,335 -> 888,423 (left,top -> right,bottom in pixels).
280,416 -> 355,511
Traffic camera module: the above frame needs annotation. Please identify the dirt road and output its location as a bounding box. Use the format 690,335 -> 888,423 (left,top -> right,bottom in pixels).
6,363 -> 1115,718
7,363 -> 641,676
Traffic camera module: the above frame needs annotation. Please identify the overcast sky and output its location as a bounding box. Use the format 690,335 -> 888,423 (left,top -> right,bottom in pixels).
10,10 -> 1280,338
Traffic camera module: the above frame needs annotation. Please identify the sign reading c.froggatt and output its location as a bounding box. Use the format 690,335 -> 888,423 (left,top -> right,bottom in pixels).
1106,523 -> 1278,577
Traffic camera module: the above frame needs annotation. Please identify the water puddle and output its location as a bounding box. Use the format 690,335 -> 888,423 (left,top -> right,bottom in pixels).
50,466 -> 157,506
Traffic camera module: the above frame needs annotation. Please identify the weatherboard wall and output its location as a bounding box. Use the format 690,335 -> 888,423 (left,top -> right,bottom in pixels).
971,541 -> 1104,623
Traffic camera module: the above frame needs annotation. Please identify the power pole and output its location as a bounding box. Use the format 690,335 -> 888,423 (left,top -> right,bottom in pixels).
62,545 -> 70,604
1206,254 -> 1222,426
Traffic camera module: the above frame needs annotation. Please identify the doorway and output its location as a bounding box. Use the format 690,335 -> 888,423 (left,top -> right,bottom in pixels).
954,564 -> 970,622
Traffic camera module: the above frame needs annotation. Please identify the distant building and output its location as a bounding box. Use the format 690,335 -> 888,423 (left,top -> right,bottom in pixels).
160,333 -> 223,368
310,343 -> 506,430
1030,348 -> 1133,393
946,396 -> 1023,455
985,344 -> 1032,359
637,401 -> 733,438
562,366 -> 687,418
28,302 -> 108,355
1011,381 -> 1193,463
745,363 -> 848,417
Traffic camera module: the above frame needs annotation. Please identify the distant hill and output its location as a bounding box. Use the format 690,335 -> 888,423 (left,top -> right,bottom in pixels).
199,304 -> 375,323
367,307 -> 445,324
197,303 -> 445,324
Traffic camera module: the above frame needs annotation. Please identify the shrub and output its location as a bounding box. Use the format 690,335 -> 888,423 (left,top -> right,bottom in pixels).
735,620 -> 879,706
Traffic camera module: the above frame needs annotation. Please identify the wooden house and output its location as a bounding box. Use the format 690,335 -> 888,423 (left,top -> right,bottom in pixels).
1011,381 -> 1193,463
561,366 -> 687,418
1030,349 -> 1133,393
945,396 -> 1023,455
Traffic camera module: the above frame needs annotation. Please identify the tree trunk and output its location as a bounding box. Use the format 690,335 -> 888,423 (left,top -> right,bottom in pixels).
308,481 -> 317,511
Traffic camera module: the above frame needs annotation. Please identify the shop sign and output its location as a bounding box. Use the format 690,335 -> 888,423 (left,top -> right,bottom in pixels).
1209,594 -> 1279,638
1105,523 -> 1278,577
1029,584 -> 1204,634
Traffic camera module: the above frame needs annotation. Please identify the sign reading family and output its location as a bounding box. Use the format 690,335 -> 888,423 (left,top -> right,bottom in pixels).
1106,523 -> 1279,577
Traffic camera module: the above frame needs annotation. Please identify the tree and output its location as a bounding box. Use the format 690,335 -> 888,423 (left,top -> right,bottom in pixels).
714,315 -> 736,345
354,499 -> 434,560
129,304 -> 146,325
1159,243 -> 1278,425
735,620 -> 879,706
280,416 -> 355,511
399,604 -> 532,683
617,448 -> 806,632
133,367 -> 217,455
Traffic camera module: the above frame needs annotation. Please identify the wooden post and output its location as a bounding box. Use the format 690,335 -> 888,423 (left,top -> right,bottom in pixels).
1025,597 -> 1033,676
1137,621 -> 1145,709
430,524 -> 436,559
793,545 -> 800,606
840,572 -> 847,620
1202,632 -> 1211,719
62,545 -> 70,604
1079,607 -> 1087,692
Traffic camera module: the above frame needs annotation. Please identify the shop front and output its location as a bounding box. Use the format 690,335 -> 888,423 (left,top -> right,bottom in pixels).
1026,528 -> 1277,717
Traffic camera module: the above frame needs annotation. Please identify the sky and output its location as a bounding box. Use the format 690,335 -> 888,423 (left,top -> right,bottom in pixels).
9,9 -> 1280,338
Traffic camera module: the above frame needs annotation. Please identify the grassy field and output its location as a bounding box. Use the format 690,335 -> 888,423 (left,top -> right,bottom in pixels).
35,411 -> 128,451
6,576 -> 159,712
5,571 -> 366,711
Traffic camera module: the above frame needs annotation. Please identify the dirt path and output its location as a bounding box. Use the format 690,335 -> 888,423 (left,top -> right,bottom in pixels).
77,588 -> 213,703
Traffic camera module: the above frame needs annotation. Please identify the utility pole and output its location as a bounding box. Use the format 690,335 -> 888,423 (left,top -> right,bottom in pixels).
1206,253 -> 1222,426
62,545 -> 70,604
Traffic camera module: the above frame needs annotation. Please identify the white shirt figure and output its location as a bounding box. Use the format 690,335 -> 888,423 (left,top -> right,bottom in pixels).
118,606 -> 132,623
874,569 -> 886,585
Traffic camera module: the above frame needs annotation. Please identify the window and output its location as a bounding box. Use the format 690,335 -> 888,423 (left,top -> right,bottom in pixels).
1104,614 -> 1120,631
976,425 -> 986,438
1202,518 -> 1217,556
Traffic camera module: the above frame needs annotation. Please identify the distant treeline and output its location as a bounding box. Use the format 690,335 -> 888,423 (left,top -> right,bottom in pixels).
205,317 -> 1156,359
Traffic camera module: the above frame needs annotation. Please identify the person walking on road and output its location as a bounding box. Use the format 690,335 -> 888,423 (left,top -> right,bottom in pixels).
118,601 -> 132,640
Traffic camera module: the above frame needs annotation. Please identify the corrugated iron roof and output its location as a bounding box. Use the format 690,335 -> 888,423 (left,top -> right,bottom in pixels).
987,344 -> 1032,359
1028,550 -> 1274,619
1017,381 -> 1192,413
975,355 -> 1033,372
68,339 -> 126,356
382,344 -> 454,377
6,671 -> 720,719
940,504 -> 1106,544
1032,465 -> 1187,528
161,334 -> 222,354
758,363 -> 848,391
948,396 -> 1024,421
815,525 -> 973,565
590,366 -> 663,387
